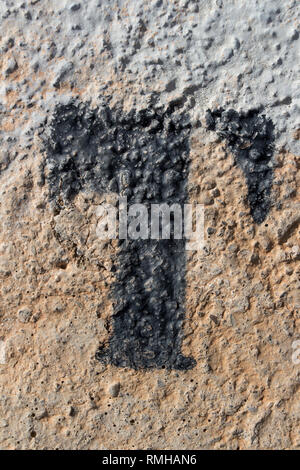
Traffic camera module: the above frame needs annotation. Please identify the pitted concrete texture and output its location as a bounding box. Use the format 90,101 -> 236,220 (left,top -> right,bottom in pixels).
0,0 -> 299,450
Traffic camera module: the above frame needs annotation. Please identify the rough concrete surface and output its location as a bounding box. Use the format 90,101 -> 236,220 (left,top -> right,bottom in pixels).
0,0 -> 299,450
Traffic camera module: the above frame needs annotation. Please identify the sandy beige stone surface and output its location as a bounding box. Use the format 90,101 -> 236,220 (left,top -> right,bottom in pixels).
0,0 -> 299,450
0,134 -> 299,449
